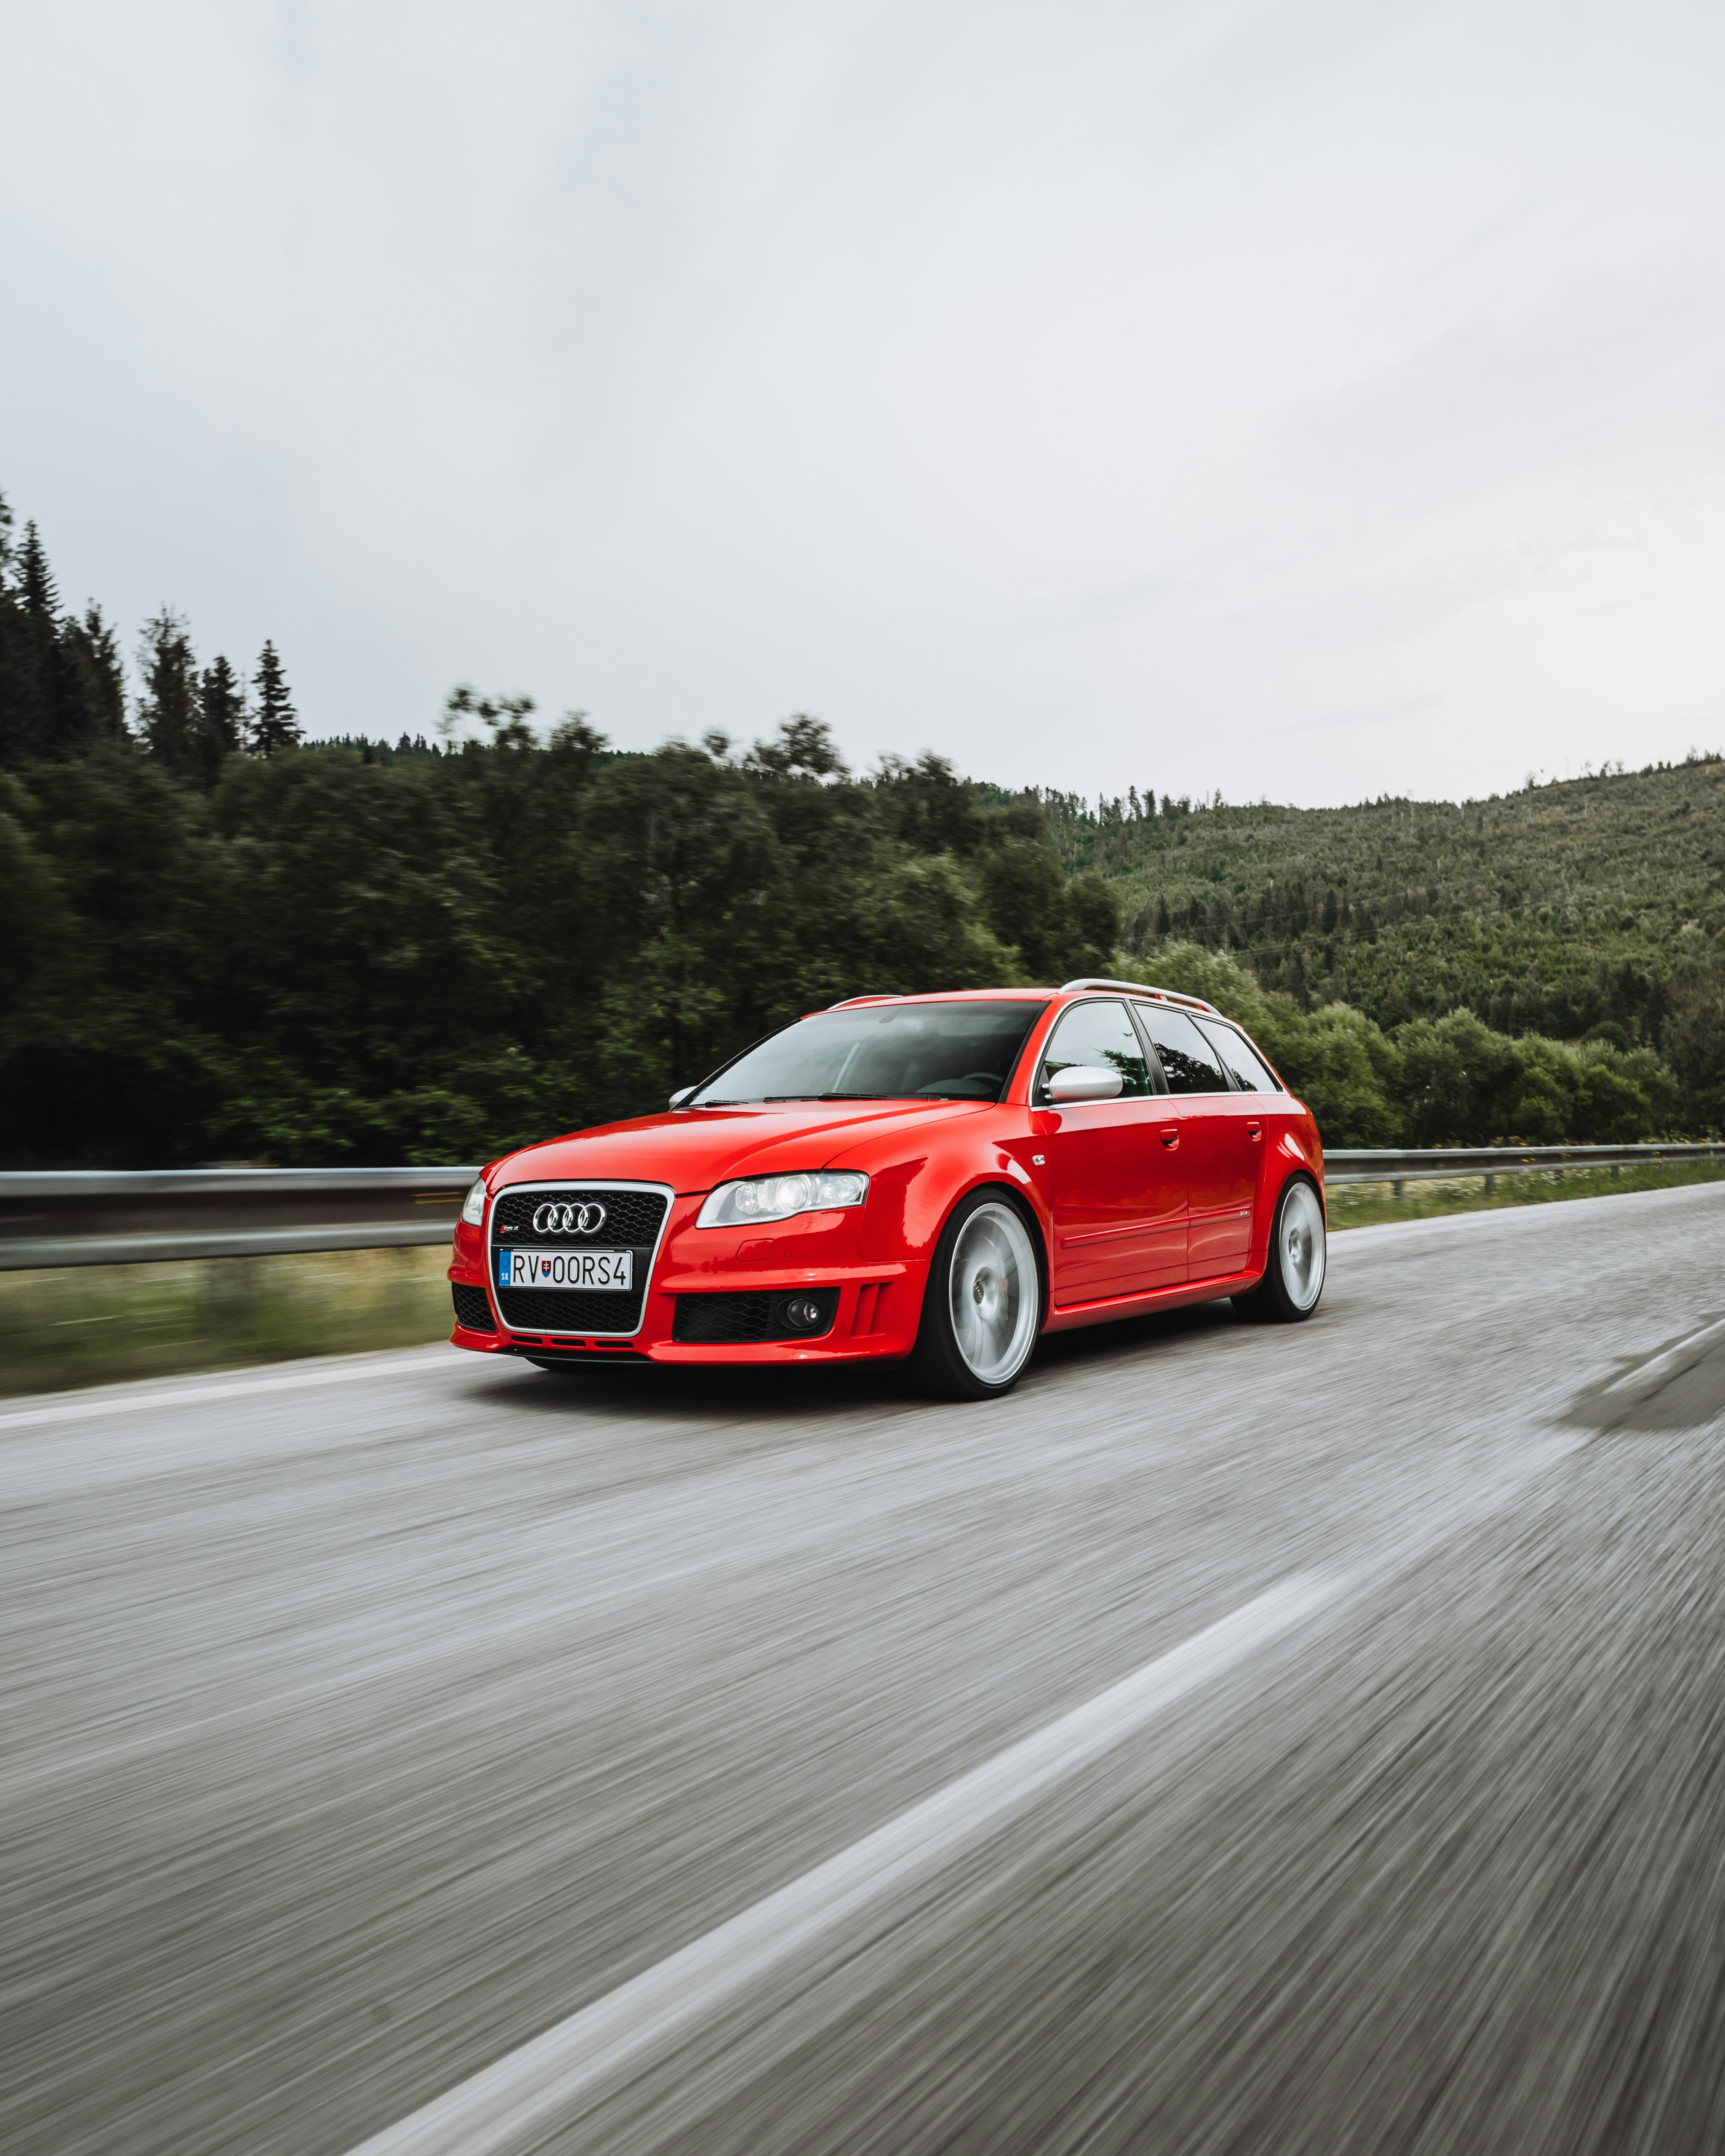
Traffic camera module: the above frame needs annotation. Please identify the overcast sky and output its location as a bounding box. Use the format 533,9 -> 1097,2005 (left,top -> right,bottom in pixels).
5,0 -> 1723,805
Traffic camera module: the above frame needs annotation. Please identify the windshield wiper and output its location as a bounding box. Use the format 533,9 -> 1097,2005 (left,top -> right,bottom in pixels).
754,1092 -> 894,1101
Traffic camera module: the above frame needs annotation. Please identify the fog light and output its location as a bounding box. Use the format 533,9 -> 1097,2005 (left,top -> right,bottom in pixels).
783,1297 -> 825,1331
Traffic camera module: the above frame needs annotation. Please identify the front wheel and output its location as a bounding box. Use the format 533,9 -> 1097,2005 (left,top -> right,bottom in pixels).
1233,1176 -> 1326,1323
910,1190 -> 1044,1400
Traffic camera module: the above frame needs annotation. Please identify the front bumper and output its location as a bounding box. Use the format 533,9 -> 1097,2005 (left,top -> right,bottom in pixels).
447,1194 -> 925,1364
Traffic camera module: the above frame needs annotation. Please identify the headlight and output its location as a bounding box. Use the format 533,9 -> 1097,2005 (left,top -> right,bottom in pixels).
697,1170 -> 868,1229
461,1178 -> 487,1226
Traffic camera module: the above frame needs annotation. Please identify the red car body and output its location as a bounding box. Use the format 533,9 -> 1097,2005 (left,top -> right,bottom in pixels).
448,981 -> 1324,1377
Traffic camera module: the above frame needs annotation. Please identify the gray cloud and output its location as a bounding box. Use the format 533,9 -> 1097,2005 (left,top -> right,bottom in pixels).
3,0 -> 1722,804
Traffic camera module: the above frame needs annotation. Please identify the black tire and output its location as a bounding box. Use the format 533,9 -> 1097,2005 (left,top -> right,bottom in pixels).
909,1187 -> 1045,1401
1232,1174 -> 1326,1324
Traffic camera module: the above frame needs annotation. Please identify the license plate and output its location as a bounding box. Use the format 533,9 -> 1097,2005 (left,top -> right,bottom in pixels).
497,1247 -> 634,1291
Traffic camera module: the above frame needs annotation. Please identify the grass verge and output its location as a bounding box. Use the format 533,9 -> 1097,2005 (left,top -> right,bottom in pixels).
0,1244 -> 453,1398
1327,1158 -> 1725,1231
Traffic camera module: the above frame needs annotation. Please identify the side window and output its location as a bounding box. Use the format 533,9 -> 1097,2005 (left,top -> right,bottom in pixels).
1197,1018 -> 1282,1093
1133,1003 -> 1230,1094
1036,1000 -> 1152,1102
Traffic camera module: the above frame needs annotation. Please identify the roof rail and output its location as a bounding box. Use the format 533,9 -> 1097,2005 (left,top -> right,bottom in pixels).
1058,976 -> 1222,1017
826,994 -> 899,1009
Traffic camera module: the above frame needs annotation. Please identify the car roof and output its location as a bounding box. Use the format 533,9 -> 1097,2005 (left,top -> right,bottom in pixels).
826,978 -> 1222,1018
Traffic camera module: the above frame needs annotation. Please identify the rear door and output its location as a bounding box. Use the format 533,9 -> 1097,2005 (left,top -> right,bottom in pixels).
1194,1016 -> 1282,1238
1036,999 -> 1186,1304
1131,1003 -> 1257,1279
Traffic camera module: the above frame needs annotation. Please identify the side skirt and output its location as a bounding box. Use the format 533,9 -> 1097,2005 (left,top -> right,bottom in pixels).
1040,1268 -> 1264,1335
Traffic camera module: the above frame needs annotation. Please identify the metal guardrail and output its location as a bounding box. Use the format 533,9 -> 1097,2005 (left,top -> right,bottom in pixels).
0,1168 -> 481,1270
1323,1142 -> 1725,1192
3,1144 -> 1723,1269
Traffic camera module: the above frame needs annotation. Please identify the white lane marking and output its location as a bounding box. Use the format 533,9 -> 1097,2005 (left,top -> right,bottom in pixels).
1602,1314 -> 1725,1401
0,1348 -> 458,1432
342,1572 -> 1341,2156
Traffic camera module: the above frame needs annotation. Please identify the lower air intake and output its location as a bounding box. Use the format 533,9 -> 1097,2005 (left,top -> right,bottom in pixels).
672,1288 -> 840,1345
451,1283 -> 495,1332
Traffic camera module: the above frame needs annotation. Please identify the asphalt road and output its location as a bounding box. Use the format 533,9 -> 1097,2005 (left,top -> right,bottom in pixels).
9,1182 -> 1725,2156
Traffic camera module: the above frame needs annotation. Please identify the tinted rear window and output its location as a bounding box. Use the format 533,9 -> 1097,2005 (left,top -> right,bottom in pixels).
690,1001 -> 1048,1105
1133,1003 -> 1230,1094
1197,1018 -> 1282,1092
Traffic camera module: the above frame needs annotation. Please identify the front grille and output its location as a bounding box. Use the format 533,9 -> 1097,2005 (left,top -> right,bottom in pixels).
451,1283 -> 495,1331
492,1184 -> 669,1336
493,1186 -> 669,1247
673,1289 -> 840,1345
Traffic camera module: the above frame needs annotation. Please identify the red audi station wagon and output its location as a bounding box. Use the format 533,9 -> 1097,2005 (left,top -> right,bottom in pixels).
448,979 -> 1326,1399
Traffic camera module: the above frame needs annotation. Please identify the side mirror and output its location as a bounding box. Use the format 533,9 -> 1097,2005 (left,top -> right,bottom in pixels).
668,1085 -> 697,1110
1046,1065 -> 1124,1104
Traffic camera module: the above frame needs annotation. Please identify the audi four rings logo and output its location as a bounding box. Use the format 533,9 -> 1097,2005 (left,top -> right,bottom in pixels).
533,1200 -> 608,1235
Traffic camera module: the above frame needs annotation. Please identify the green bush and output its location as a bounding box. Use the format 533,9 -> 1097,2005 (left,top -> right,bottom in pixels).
1129,942 -> 1400,1145
1131,944 -> 1678,1148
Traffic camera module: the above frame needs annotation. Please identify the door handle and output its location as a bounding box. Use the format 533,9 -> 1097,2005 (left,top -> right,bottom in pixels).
1247,1121 -> 1262,1141
1159,1125 -> 1179,1150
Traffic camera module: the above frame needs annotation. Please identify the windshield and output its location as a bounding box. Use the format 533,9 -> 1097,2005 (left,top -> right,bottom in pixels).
690,1000 -> 1048,1106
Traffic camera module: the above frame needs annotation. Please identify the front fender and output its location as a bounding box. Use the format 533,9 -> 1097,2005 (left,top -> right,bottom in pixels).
834,1113 -> 1049,1273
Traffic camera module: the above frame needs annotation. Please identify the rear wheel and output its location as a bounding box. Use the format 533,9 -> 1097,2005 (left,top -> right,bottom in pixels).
910,1190 -> 1044,1400
1233,1175 -> 1326,1323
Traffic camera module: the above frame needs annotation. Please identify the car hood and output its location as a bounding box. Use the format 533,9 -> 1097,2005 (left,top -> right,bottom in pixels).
493,1100 -> 992,1194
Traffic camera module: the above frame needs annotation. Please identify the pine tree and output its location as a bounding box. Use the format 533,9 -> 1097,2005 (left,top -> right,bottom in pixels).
62,605 -> 128,747
0,493 -> 33,765
250,640 -> 301,756
199,656 -> 246,757
18,522 -> 60,618
137,609 -> 199,772
0,513 -> 68,760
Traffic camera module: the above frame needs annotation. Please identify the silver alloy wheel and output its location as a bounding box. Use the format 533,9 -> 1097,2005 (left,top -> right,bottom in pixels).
1279,1179 -> 1326,1311
948,1200 -> 1039,1386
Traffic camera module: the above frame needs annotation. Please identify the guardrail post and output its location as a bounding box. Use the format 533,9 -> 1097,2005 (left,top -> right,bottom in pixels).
1392,1179 -> 1403,1198
1484,1173 -> 1495,1196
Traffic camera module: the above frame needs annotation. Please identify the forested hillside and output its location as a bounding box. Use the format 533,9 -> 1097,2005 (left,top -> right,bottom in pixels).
2,482 -> 1720,1163
0,724 -> 1125,1168
1,491 -> 1125,1164
1023,768 -> 1725,1046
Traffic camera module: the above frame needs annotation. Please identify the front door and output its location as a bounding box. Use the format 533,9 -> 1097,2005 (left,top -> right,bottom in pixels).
1132,1003 -> 1256,1279
1036,999 -> 1186,1304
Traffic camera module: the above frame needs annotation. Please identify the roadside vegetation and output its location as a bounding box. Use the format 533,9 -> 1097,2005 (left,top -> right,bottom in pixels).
0,1246 -> 452,1397
1326,1159 -> 1725,1232
2,481 -> 1721,1166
